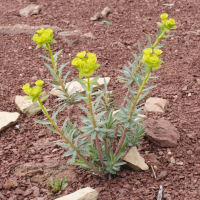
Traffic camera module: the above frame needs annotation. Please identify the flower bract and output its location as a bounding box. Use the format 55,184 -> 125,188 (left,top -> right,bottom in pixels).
33,28 -> 54,45
72,51 -> 100,78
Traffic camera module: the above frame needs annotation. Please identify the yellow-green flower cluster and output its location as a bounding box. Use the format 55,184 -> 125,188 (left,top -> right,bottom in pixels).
142,48 -> 163,70
33,28 -> 54,45
72,51 -> 100,78
160,13 -> 176,30
22,80 -> 44,98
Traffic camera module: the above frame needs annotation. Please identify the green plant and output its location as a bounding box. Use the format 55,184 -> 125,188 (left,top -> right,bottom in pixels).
47,177 -> 68,195
22,13 -> 176,179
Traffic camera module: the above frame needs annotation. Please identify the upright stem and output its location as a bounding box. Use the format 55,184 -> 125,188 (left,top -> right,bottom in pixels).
114,72 -> 150,156
153,30 -> 165,48
38,99 -> 106,179
47,44 -> 57,72
112,61 -> 142,153
87,76 -> 105,171
114,30 -> 166,156
47,44 -> 72,103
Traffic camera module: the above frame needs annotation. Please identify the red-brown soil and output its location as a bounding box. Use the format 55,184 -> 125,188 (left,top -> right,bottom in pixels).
0,0 -> 200,199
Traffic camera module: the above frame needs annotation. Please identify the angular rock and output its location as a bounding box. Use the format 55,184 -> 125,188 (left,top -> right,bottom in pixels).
196,78 -> 200,85
19,4 -> 42,17
0,112 -> 20,132
14,162 -> 77,185
55,187 -> 98,200
101,7 -> 111,16
15,95 -> 41,117
144,153 -> 160,166
50,77 -> 111,98
90,13 -> 101,21
32,186 -> 40,197
58,30 -> 81,46
3,179 -> 18,190
145,97 -> 169,113
157,171 -> 168,180
23,189 -> 33,197
123,146 -> 149,171
0,24 -> 61,35
143,118 -> 180,147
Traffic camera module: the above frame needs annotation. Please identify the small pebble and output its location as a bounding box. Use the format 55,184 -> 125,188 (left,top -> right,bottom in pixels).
170,157 -> 175,163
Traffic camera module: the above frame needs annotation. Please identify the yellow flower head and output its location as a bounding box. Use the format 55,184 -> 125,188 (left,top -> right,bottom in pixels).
36,28 -> 45,34
143,48 -> 152,54
87,52 -> 96,58
160,13 -> 168,20
143,54 -> 150,61
30,86 -> 42,97
149,54 -> 159,64
22,83 -> 31,95
72,51 -> 100,78
153,49 -> 163,55
162,18 -> 176,29
35,80 -> 44,86
72,58 -> 82,66
32,28 -> 53,45
87,56 -> 97,64
77,51 -> 86,58
168,18 -> 176,26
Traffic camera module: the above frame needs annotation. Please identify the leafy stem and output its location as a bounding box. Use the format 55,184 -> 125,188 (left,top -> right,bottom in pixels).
47,44 -> 72,103
87,76 -> 105,172
153,30 -> 166,48
114,72 -> 150,156
37,98 -> 106,179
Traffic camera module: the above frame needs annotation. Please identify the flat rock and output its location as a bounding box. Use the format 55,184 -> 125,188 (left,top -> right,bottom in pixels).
55,187 -> 98,200
19,4 -> 42,17
58,30 -> 81,46
0,24 -> 61,35
14,161 -> 77,185
123,146 -> 149,171
145,97 -> 168,113
143,118 -> 180,147
15,95 -> 41,117
50,77 -> 111,98
0,112 -> 20,132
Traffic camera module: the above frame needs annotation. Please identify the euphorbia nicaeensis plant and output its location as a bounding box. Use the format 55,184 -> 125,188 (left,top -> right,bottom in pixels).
22,13 -> 176,179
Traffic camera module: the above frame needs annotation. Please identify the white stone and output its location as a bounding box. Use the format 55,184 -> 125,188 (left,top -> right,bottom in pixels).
123,146 -> 149,171
50,77 -> 111,98
19,4 -> 42,17
113,110 -> 147,122
0,112 -> 20,132
55,187 -> 98,200
15,96 -> 41,117
145,97 -> 168,113
170,157 -> 175,164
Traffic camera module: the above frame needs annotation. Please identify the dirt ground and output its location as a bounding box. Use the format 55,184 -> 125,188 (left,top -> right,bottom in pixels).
0,0 -> 200,199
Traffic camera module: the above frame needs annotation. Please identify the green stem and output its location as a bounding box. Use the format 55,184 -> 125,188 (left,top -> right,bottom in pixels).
47,44 -> 57,72
129,72 -> 150,117
87,76 -> 105,172
38,98 -> 106,179
114,72 -> 150,156
153,30 -> 165,48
